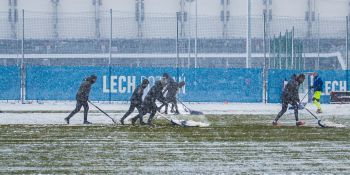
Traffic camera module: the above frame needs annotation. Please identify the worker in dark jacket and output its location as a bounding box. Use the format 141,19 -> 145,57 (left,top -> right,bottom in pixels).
131,80 -> 166,126
120,79 -> 149,125
158,81 -> 185,114
273,74 -> 305,126
65,75 -> 97,124
310,72 -> 323,113
161,73 -> 175,88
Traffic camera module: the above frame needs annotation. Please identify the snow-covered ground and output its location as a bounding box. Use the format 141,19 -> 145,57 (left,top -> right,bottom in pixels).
1,101 -> 350,115
0,101 -> 349,125
1,102 -> 350,174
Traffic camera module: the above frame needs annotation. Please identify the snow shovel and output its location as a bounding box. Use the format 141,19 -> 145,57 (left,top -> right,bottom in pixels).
88,100 -> 117,124
304,107 -> 325,128
177,99 -> 204,115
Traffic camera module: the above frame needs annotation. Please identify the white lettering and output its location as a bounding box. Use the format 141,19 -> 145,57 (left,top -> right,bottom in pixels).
331,81 -> 339,93
110,76 -> 117,93
148,76 -> 156,87
178,74 -> 186,94
339,81 -> 347,92
103,74 -> 188,95
324,81 -> 347,95
103,76 -> 109,93
325,81 -> 331,95
118,76 -> 126,93
128,76 -> 136,93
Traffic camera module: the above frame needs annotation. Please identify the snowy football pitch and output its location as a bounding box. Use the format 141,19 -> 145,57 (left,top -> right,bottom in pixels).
1,113 -> 350,174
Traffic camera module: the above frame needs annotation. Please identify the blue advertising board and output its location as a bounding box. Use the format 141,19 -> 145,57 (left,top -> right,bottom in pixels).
0,66 -> 20,100
25,66 -> 263,102
267,69 -> 349,103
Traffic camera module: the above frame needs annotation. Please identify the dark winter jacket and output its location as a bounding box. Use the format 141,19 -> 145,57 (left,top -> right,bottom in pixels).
282,78 -> 301,103
163,76 -> 175,87
76,77 -> 95,101
130,85 -> 146,105
165,81 -> 180,100
143,83 -> 166,106
312,76 -> 323,92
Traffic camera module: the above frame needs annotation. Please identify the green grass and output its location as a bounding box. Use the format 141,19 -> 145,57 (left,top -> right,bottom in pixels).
1,114 -> 350,174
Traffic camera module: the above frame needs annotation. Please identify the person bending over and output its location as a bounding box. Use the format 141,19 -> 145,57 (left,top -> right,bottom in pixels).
273,74 -> 305,127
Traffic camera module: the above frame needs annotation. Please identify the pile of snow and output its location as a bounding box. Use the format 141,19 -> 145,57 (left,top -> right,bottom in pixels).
322,120 -> 347,128
170,118 -> 210,127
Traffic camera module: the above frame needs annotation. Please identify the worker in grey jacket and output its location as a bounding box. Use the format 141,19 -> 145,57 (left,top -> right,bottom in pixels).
273,74 -> 305,126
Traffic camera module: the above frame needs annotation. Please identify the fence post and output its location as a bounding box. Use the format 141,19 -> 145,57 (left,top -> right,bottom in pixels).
20,9 -> 25,104
263,12 -> 267,103
316,13 -> 320,70
176,12 -> 180,82
346,16 -> 349,91
108,9 -> 112,103
194,0 -> 197,69
246,0 -> 252,68
292,26 -> 294,69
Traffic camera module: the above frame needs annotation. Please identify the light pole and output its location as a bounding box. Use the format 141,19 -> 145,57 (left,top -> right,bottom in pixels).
246,0 -> 252,68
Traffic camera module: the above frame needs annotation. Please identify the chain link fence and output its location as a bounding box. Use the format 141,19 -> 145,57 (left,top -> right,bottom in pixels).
0,10 -> 348,71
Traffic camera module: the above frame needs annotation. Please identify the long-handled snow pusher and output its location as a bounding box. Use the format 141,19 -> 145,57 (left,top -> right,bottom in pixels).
88,101 -> 117,124
289,90 -> 309,110
156,112 -> 209,127
177,99 -> 204,115
304,107 -> 325,128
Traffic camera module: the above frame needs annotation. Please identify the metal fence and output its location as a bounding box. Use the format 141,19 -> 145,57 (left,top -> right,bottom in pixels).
0,10 -> 349,103
0,10 -> 348,70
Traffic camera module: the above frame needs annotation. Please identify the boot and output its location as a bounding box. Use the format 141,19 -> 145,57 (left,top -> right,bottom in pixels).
64,117 -> 70,124
272,120 -> 281,126
131,117 -> 137,125
316,109 -> 322,114
296,120 -> 305,127
83,121 -> 92,125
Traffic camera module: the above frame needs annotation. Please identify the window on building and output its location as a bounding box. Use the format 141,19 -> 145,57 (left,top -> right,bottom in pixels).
226,11 -> 230,21
14,9 -> 18,22
8,9 -> 12,22
311,11 -> 315,21
221,0 -> 230,5
305,12 -> 309,21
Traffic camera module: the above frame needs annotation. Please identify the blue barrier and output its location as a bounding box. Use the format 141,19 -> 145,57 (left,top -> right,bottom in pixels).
0,66 -> 20,100
317,70 -> 348,103
268,69 -> 349,104
4,66 -> 347,103
26,66 -> 110,100
25,66 -> 263,102
177,68 -> 263,102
